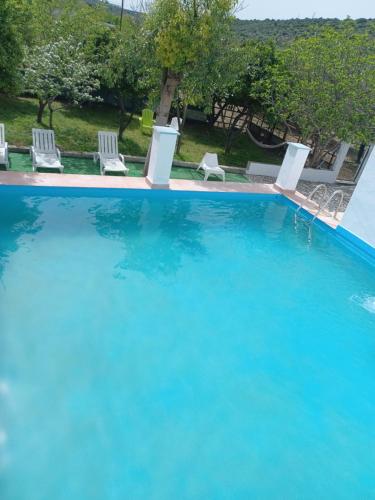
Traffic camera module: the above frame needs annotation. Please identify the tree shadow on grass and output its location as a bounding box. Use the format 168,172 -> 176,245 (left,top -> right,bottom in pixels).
0,95 -> 39,120
61,103 -> 120,129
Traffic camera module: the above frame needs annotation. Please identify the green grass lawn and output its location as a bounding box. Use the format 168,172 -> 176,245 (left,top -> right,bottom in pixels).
0,95 -> 282,168
5,153 -> 250,182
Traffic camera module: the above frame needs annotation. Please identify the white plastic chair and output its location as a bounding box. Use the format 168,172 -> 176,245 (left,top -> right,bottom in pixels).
31,129 -> 63,173
197,153 -> 225,182
95,131 -> 128,176
0,124 -> 9,169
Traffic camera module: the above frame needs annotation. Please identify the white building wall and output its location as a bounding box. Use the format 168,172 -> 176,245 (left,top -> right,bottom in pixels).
339,145 -> 375,249
247,142 -> 350,184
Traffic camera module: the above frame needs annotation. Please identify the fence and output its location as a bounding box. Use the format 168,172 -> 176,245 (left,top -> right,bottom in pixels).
213,103 -> 337,169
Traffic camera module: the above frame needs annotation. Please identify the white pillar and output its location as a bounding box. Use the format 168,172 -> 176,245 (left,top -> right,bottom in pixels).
146,126 -> 179,188
339,145 -> 375,249
330,142 -> 350,182
275,142 -> 311,191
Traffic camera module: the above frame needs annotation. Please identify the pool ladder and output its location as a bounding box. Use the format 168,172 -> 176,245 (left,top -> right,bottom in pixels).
295,185 -> 344,223
294,185 -> 344,241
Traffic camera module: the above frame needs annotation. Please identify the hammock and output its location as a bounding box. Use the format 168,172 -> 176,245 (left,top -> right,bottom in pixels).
246,128 -> 287,150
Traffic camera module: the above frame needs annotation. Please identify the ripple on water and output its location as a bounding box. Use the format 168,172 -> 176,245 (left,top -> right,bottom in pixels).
351,295 -> 375,314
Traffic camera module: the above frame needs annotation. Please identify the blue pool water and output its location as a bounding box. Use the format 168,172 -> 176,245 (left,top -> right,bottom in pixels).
0,186 -> 374,500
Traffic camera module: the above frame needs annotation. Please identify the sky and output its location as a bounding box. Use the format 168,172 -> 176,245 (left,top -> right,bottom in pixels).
108,0 -> 375,20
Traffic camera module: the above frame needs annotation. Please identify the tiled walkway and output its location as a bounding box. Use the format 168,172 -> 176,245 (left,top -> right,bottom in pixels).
0,170 -> 277,194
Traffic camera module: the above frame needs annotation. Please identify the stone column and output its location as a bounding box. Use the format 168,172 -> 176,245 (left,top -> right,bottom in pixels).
339,145 -> 375,249
146,126 -> 179,188
275,142 -> 311,191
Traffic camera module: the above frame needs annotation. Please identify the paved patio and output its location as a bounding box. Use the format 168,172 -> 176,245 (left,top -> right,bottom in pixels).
247,174 -> 355,211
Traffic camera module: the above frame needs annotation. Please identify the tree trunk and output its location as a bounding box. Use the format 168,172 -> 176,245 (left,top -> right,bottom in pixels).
48,101 -> 54,129
225,108 -> 253,154
118,94 -> 126,140
224,109 -> 248,154
208,100 -> 226,128
155,69 -> 181,125
37,99 -> 46,124
308,134 -> 327,168
176,102 -> 188,155
143,68 -> 181,175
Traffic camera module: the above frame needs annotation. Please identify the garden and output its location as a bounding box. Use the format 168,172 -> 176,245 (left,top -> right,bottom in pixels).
0,0 -> 374,176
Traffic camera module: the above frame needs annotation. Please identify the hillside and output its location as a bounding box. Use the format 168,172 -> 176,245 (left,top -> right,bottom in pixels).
234,17 -> 374,43
91,2 -> 374,43
86,0 -> 141,19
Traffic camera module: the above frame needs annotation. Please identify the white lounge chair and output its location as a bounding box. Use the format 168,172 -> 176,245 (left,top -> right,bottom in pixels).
96,131 -> 128,176
31,128 -> 63,173
197,153 -> 225,182
0,124 -> 9,169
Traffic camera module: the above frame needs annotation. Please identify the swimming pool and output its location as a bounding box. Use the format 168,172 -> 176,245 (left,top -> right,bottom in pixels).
0,186 -> 374,499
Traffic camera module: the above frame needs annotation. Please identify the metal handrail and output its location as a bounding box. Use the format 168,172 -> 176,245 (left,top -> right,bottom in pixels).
295,184 -> 328,220
311,190 -> 344,222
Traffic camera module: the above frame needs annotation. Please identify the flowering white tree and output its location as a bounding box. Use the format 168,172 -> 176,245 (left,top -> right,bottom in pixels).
23,36 -> 101,128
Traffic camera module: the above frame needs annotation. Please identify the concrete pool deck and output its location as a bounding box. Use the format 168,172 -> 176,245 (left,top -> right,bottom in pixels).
0,170 -> 341,228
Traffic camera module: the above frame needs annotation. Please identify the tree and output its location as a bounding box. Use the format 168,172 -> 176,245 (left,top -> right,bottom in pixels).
23,37 -> 101,128
101,18 -> 150,140
208,40 -> 284,154
143,0 -> 238,126
0,0 -> 29,93
277,25 -> 375,167
141,0 -> 238,172
173,38 -> 244,153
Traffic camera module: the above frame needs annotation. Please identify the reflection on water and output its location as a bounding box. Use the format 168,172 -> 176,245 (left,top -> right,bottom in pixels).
0,195 -> 44,281
89,198 -> 208,279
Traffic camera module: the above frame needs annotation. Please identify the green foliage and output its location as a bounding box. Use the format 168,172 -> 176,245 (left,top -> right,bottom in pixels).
179,36 -> 243,111
277,25 -> 375,159
23,36 -> 101,127
101,18 -> 149,103
142,0 -> 238,127
145,0 -> 237,75
211,39 -> 283,151
29,0 -> 112,51
0,0 -> 29,93
226,40 -> 282,116
100,17 -> 152,136
234,17 -> 375,44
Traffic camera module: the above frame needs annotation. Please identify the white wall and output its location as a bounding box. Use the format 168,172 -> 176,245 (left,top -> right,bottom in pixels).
147,126 -> 179,187
247,142 -> 350,184
340,145 -> 375,249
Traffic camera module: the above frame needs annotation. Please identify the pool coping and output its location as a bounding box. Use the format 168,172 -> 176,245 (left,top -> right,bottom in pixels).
0,170 -> 277,194
0,170 -> 339,225
1,170 -> 373,267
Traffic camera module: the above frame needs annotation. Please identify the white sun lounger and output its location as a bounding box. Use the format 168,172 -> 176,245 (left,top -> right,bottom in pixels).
197,153 -> 225,182
31,128 -> 64,173
0,124 -> 9,169
95,131 -> 129,176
